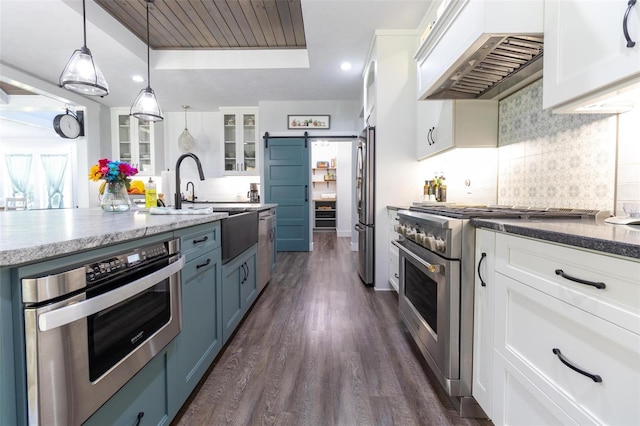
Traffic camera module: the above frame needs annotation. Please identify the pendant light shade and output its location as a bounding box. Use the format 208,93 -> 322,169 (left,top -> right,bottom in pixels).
131,0 -> 163,122
59,0 -> 109,96
178,105 -> 195,152
131,87 -> 163,122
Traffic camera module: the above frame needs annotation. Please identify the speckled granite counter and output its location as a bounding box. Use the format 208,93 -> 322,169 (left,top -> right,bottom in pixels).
471,218 -> 640,259
387,205 -> 410,211
0,208 -> 229,267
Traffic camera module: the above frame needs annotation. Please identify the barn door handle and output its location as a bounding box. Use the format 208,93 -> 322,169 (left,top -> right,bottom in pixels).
305,184 -> 308,202
624,0 -> 637,47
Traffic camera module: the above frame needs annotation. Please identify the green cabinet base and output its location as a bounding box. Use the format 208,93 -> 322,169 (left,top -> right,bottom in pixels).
222,244 -> 257,344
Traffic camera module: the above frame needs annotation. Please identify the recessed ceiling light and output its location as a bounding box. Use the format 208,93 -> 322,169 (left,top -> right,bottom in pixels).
340,62 -> 352,71
132,75 -> 144,82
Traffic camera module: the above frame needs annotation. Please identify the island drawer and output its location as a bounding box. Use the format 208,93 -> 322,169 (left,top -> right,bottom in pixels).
176,222 -> 221,262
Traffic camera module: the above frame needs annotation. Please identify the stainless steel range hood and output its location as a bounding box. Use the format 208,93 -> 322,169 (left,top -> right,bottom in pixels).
422,34 -> 544,101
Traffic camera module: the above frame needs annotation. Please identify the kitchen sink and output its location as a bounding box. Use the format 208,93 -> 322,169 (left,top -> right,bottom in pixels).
221,210 -> 258,263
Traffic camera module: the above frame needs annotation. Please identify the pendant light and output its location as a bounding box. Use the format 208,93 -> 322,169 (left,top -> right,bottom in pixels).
59,0 -> 109,96
178,105 -> 195,152
130,0 -> 163,122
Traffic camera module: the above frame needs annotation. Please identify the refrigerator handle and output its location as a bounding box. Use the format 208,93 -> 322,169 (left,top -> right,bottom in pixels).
304,185 -> 308,202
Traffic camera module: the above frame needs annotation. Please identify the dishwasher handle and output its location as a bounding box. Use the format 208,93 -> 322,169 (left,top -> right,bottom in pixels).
38,255 -> 186,332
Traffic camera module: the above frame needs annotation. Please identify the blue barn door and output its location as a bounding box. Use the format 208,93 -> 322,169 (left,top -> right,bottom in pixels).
263,137 -> 310,251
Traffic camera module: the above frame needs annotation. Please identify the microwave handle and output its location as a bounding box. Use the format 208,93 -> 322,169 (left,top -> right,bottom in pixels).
38,255 -> 185,332
392,240 -> 443,274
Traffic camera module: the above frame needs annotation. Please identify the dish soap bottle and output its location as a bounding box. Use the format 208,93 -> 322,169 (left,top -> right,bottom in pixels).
145,177 -> 157,208
423,180 -> 430,201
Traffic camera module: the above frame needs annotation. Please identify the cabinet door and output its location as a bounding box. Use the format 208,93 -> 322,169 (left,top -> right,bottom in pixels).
472,229 -> 495,417
416,100 -> 453,159
543,0 -> 640,110
222,260 -> 243,344
240,249 -> 257,311
111,108 -> 156,175
175,248 -> 222,405
84,344 -> 174,426
221,109 -> 258,176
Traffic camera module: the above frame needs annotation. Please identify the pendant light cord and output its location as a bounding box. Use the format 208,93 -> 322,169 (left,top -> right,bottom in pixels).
82,0 -> 87,48
146,0 -> 151,89
184,107 -> 188,129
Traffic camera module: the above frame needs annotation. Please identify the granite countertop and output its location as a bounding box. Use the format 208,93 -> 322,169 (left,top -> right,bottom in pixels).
387,205 -> 410,211
471,218 -> 640,259
0,208 -> 229,267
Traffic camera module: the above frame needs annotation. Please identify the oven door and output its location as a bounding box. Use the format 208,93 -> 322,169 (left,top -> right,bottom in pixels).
23,255 -> 185,426
394,239 -> 461,395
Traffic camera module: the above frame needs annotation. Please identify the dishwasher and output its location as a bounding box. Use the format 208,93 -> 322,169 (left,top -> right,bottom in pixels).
258,209 -> 275,292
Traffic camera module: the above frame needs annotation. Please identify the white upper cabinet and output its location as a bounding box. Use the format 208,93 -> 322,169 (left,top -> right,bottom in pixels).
543,0 -> 640,113
416,99 -> 498,160
220,107 -> 259,176
111,108 -> 156,175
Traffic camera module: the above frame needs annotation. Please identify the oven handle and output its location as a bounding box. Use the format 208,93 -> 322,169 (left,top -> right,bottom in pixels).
38,255 -> 186,332
392,240 -> 443,274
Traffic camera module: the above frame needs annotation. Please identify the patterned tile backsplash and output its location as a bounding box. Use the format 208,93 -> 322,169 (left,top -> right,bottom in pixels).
498,79 -> 618,212
417,78 -> 640,215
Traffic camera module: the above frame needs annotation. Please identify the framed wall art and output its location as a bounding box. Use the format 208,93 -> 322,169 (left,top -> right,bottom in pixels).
287,115 -> 330,129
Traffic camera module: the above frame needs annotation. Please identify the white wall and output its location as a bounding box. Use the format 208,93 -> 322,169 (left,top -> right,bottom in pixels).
258,100 -> 361,136
417,148 -> 499,205
616,108 -> 640,214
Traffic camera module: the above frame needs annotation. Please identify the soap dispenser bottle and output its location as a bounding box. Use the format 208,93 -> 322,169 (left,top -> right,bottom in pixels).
145,177 -> 157,208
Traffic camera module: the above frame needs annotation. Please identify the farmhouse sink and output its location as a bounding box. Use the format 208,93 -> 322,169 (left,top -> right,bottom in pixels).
221,210 -> 258,263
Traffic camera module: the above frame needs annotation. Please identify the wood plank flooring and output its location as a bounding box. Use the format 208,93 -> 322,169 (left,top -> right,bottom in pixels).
172,232 -> 492,426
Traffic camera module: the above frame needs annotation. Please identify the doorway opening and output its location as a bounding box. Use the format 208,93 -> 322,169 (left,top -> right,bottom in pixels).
309,137 -> 356,251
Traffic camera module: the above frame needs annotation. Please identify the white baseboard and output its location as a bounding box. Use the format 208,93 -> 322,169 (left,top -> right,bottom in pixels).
350,242 -> 358,251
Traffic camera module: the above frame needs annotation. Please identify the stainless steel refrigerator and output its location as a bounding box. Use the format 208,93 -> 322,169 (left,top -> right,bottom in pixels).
355,126 -> 375,286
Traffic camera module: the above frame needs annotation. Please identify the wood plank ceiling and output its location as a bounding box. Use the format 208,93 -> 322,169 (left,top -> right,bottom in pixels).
94,0 -> 306,50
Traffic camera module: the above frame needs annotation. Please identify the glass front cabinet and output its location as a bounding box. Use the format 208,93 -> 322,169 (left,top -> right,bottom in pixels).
110,108 -> 156,175
220,107 -> 258,176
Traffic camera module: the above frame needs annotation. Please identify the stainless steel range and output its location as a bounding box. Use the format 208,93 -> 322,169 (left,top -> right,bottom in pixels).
393,204 -> 603,418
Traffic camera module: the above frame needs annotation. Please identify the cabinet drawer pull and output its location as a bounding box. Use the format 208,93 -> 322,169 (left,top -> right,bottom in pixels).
554,269 -> 606,289
478,252 -> 487,287
552,348 -> 602,383
135,412 -> 144,426
623,0 -> 637,48
193,235 -> 209,244
196,258 -> 211,269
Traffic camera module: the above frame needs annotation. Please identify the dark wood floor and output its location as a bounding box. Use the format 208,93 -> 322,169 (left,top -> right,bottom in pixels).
172,232 -> 491,426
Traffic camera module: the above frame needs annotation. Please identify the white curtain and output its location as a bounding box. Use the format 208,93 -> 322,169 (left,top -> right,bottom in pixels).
40,154 -> 69,208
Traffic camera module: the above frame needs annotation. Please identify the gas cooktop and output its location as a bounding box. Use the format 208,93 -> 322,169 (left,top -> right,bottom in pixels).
408,204 -> 604,220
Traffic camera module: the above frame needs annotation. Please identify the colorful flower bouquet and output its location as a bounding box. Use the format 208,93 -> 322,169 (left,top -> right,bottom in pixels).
89,159 -> 138,212
89,158 -> 138,190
